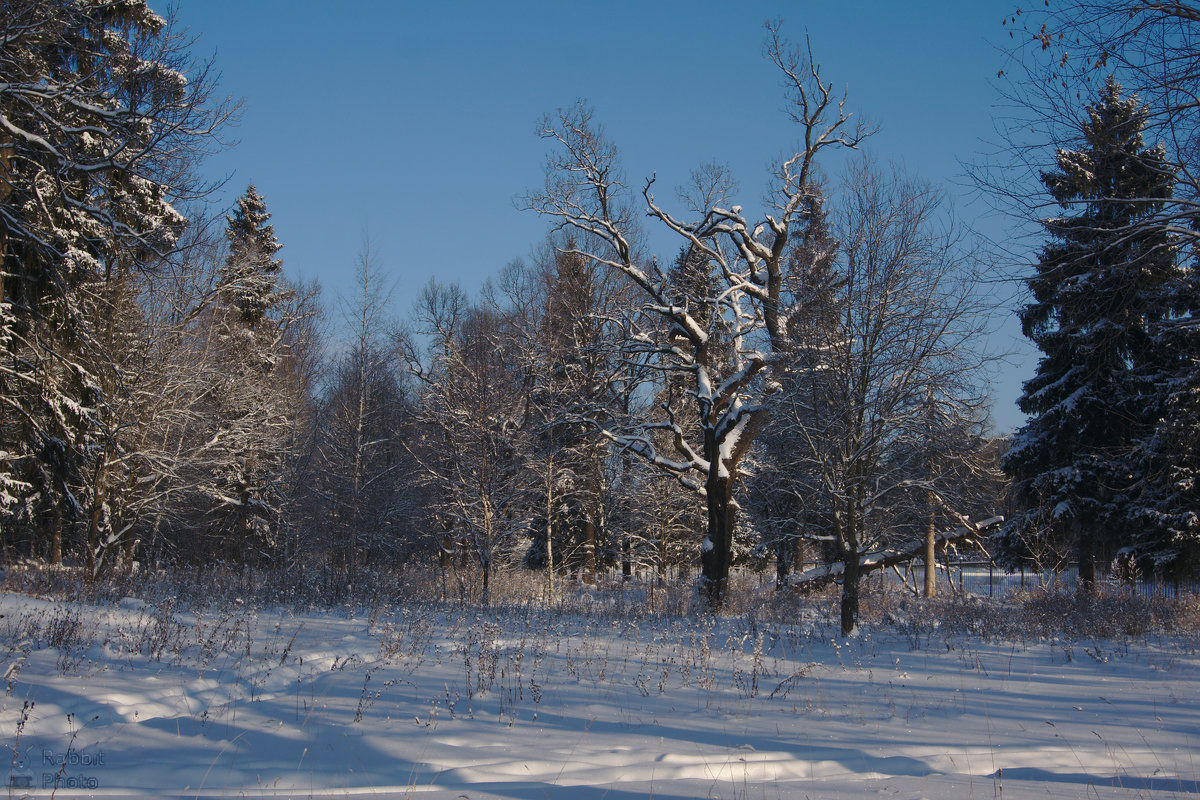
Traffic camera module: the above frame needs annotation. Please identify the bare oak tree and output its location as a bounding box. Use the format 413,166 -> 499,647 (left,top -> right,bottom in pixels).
528,24 -> 868,609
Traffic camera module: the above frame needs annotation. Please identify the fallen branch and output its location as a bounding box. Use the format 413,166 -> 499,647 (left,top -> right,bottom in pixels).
789,516 -> 1004,591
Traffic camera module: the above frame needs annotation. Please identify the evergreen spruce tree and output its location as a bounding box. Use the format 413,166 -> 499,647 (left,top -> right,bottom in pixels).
535,245 -> 607,584
1127,252 -> 1200,578
661,243 -> 731,581
0,0 -> 226,562
750,189 -> 841,588
220,185 -> 283,330
201,185 -> 294,564
1000,78 -> 1179,591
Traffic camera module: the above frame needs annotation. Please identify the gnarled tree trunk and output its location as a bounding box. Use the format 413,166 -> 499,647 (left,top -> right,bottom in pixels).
700,465 -> 735,609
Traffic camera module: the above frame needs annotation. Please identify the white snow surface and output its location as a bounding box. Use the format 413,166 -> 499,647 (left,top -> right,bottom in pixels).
0,591 -> 1197,799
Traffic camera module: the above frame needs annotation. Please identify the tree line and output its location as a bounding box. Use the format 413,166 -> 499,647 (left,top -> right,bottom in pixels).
2,1 -> 1198,634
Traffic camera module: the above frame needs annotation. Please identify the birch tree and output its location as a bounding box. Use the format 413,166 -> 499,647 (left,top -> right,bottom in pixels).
406,281 -> 531,607
312,242 -> 418,584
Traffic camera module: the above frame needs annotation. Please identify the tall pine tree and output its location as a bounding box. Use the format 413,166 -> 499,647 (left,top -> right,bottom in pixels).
1001,78 -> 1179,591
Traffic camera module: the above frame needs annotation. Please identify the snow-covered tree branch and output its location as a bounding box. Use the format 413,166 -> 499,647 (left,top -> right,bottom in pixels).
527,23 -> 867,609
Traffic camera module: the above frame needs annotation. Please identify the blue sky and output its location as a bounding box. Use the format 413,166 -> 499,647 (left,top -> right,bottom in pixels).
171,1 -> 1037,432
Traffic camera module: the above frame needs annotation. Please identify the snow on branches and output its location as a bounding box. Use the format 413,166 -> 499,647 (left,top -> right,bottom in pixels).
527,22 -> 868,609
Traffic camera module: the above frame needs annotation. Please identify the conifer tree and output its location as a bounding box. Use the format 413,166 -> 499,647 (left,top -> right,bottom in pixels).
1126,248 -> 1200,578
196,186 -> 297,564
221,185 -> 284,330
0,0 -> 230,560
530,245 -> 610,584
1000,78 -> 1179,591
750,189 -> 840,588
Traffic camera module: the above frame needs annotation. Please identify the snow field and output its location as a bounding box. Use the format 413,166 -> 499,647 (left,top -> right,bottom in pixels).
0,591 -> 1197,799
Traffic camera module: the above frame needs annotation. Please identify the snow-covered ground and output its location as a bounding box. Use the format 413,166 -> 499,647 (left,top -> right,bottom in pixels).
1,590 -> 1197,799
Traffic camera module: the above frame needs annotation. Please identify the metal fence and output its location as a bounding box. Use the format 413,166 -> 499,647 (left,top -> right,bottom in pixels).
876,560 -> 1200,599
613,561 -> 1199,600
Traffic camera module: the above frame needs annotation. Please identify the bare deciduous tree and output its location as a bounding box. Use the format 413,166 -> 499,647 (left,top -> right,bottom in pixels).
405,281 -> 532,608
312,241 -> 417,586
528,23 -> 868,609
772,160 -> 995,634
